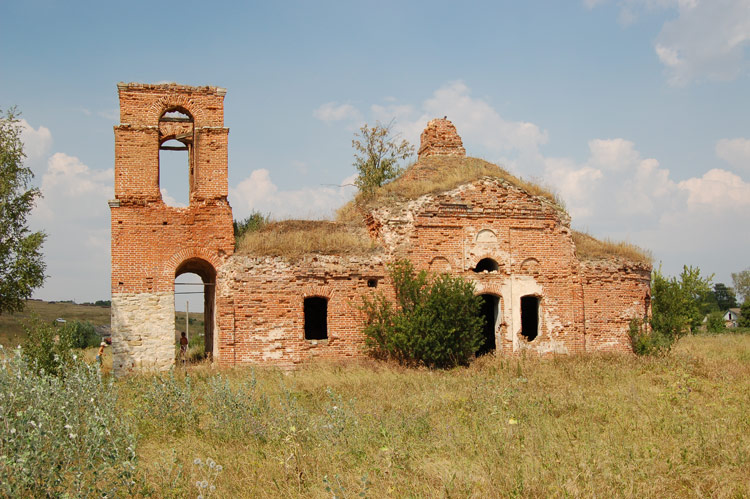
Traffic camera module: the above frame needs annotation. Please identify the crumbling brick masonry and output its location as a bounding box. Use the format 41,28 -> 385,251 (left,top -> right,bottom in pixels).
110,83 -> 651,374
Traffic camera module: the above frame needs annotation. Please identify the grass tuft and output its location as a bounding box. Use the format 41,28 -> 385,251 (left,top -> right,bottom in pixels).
573,230 -> 653,266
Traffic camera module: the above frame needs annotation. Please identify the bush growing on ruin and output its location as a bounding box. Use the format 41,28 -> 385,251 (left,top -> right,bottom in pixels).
352,121 -> 414,196
233,211 -> 269,244
360,260 -> 484,368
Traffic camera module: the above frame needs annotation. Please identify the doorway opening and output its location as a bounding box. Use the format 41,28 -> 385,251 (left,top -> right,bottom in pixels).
520,295 -> 539,341
175,258 -> 216,362
477,294 -> 499,355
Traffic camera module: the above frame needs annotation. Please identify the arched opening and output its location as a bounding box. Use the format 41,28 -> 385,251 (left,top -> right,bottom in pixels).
304,296 -> 328,340
473,258 -> 499,273
159,109 -> 194,207
520,295 -> 539,341
175,258 -> 216,361
477,294 -> 499,355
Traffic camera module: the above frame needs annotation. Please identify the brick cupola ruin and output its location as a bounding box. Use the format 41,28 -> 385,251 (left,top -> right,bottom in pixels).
110,83 -> 652,374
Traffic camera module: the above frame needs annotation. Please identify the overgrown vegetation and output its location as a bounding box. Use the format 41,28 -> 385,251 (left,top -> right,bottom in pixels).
338,156 -> 565,222
630,265 -> 715,355
360,260 -> 483,368
3,321 -> 750,496
233,211 -> 269,245
235,220 -> 381,259
0,349 -> 137,497
573,230 -> 652,266
352,121 -> 414,196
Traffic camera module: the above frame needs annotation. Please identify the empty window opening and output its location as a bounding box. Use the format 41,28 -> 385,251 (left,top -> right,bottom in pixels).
520,295 -> 539,341
367,278 -> 378,288
159,109 -> 194,207
304,297 -> 328,340
473,258 -> 499,273
477,294 -> 499,355
159,139 -> 190,207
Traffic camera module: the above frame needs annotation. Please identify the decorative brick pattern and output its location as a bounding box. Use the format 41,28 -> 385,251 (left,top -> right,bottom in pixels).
110,83 -> 651,373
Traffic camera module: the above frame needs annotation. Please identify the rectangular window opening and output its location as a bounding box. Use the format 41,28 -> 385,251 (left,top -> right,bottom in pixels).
304,296 -> 328,340
520,295 -> 539,341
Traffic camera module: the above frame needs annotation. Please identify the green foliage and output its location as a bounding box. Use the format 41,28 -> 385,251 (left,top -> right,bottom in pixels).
731,269 -> 750,304
361,260 -> 484,368
137,369 -> 198,435
21,316 -> 74,376
739,301 -> 750,327
0,107 -> 46,315
712,283 -> 737,311
0,349 -> 137,496
651,265 -> 713,341
233,211 -> 269,244
705,311 -> 726,333
628,318 -> 672,355
65,320 -> 100,349
352,121 -> 414,196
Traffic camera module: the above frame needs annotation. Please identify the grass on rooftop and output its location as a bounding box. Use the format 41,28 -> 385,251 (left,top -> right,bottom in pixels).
338,156 -> 564,222
573,230 -> 653,266
235,219 -> 381,260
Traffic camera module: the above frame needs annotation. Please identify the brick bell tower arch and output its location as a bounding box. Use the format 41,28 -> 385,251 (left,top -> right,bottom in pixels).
109,83 -> 234,374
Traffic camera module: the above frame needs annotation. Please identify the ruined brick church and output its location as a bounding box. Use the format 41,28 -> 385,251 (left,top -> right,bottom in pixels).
110,83 -> 652,374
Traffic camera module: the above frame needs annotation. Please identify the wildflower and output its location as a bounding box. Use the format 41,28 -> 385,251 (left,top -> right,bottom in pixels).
216,465 -> 223,472
210,485 -> 216,491
194,458 -> 202,465
201,480 -> 209,488
508,418 -> 518,425
10,428 -> 15,434
196,481 -> 202,488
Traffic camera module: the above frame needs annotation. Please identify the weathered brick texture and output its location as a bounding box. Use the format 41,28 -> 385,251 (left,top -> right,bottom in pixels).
110,85 -> 651,373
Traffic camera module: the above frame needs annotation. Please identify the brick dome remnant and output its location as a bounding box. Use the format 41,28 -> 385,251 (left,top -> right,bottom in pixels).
417,118 -> 466,160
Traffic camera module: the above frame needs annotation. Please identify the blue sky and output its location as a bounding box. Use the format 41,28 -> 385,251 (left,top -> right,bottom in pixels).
2,0 -> 749,307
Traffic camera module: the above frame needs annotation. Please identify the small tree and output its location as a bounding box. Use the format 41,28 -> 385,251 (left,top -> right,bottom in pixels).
352,121 -> 414,196
739,301 -> 750,328
731,269 -> 750,304
0,107 -> 46,314
712,283 -> 737,311
360,260 -> 484,368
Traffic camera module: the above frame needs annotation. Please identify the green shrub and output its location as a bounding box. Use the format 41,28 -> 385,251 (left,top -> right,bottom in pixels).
628,318 -> 673,355
233,211 -> 269,244
705,311 -> 725,333
0,348 -> 137,496
21,316 -> 74,376
65,320 -> 100,349
361,260 -> 483,368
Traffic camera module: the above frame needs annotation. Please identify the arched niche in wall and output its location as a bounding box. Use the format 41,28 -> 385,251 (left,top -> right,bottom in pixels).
520,257 -> 540,276
429,256 -> 451,273
476,229 -> 498,244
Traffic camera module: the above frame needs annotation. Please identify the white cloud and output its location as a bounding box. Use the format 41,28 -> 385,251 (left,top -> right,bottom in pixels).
29,152 -> 114,302
19,119 -> 52,161
160,188 -> 185,208
230,169 -> 357,220
313,102 -> 362,123
678,168 -> 750,211
716,138 -> 750,172
588,0 -> 750,85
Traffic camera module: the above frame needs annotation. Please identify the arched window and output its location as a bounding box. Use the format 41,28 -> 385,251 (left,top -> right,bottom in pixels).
473,258 -> 499,273
304,297 -> 328,340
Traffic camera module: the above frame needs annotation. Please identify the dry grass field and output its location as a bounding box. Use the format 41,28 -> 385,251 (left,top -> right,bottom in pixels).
118,332 -> 750,498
